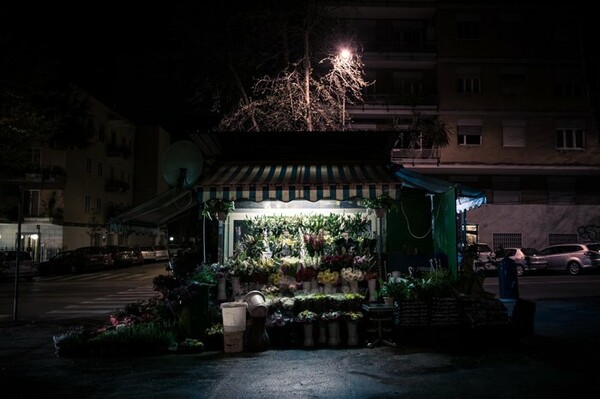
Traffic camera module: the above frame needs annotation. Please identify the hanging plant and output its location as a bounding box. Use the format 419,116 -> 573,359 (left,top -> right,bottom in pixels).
201,199 -> 235,220
362,195 -> 398,213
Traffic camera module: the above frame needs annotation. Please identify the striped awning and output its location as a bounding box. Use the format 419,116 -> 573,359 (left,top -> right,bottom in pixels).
196,164 -> 403,203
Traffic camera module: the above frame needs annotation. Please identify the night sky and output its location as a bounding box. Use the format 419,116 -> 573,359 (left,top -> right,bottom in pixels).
3,1 -> 598,138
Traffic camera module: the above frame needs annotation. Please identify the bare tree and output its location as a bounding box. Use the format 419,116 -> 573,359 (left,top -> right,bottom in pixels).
217,51 -> 370,132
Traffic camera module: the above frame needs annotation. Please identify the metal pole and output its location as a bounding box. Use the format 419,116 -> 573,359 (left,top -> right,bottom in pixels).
342,96 -> 346,131
13,186 -> 23,323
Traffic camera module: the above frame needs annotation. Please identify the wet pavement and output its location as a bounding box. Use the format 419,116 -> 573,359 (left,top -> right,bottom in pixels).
1,296 -> 600,398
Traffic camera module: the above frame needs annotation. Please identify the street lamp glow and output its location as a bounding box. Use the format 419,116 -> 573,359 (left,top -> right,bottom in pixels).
340,48 -> 351,60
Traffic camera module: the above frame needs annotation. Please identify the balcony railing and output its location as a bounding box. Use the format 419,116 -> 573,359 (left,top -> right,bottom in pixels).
391,148 -> 440,164
363,40 -> 437,53
362,94 -> 439,106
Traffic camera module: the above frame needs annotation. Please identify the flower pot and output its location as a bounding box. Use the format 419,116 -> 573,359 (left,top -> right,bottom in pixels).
383,296 -> 394,305
327,321 -> 340,347
318,322 -> 327,345
324,282 -> 333,294
346,321 -> 359,346
303,323 -> 315,347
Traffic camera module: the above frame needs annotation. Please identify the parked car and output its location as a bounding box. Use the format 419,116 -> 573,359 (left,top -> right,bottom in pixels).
465,243 -> 496,273
538,243 -> 600,275
503,247 -> 548,276
152,245 -> 169,262
102,245 -> 144,267
71,247 -> 115,273
0,250 -> 36,281
37,250 -> 80,275
139,246 -> 156,263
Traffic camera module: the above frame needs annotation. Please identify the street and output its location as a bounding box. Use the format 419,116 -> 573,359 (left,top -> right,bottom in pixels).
2,264 -> 600,324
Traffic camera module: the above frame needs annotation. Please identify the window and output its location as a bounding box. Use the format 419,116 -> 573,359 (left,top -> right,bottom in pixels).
85,195 -> 91,213
86,158 -> 92,174
457,119 -> 482,146
393,72 -> 423,95
457,76 -> 481,93
96,198 -> 102,215
500,67 -> 525,95
502,119 -> 526,147
109,166 -> 115,179
456,14 -> 480,40
554,68 -> 584,97
548,234 -> 577,246
493,233 -> 522,250
556,128 -> 584,150
97,161 -> 103,177
24,190 -> 40,217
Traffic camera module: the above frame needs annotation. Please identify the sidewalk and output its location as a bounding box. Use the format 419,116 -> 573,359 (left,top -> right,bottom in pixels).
1,297 -> 599,398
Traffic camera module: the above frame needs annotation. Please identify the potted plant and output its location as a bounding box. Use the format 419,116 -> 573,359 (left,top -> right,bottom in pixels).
362,195 -> 398,217
201,199 -> 235,221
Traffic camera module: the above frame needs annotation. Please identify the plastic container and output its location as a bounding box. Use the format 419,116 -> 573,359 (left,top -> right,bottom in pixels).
223,331 -> 245,353
221,302 -> 248,332
243,290 -> 268,318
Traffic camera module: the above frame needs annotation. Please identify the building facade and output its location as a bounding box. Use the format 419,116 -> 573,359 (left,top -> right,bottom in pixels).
327,0 -> 600,251
0,92 -> 171,261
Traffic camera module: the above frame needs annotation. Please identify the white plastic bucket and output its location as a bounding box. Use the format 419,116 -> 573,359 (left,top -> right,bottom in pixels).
221,302 -> 248,332
223,331 -> 245,353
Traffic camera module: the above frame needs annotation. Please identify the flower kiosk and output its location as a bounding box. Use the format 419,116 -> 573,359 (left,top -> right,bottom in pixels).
186,132 -> 499,350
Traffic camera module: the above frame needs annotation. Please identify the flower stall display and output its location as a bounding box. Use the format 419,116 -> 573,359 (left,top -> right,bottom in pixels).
317,269 -> 339,293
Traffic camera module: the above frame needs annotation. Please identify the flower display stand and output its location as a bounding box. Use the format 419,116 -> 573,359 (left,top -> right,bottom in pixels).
318,322 -> 327,345
346,321 -> 359,346
327,321 -> 341,347
303,324 -> 315,347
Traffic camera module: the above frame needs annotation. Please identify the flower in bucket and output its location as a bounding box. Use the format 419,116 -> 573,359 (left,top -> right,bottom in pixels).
320,311 -> 343,322
340,267 -> 364,283
317,269 -> 339,285
344,311 -> 364,322
296,310 -> 318,324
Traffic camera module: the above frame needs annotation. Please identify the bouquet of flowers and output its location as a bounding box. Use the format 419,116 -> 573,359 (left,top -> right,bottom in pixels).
320,311 -> 343,322
303,232 -> 325,256
295,310 -> 318,324
340,267 -> 364,283
344,311 -> 364,322
317,269 -> 339,285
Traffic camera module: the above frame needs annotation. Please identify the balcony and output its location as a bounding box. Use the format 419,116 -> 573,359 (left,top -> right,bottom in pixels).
363,94 -> 439,107
105,179 -> 130,192
391,148 -> 440,165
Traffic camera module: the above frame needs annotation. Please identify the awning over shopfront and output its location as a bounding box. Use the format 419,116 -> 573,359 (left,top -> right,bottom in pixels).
196,163 -> 403,203
110,188 -> 197,231
392,167 -> 487,212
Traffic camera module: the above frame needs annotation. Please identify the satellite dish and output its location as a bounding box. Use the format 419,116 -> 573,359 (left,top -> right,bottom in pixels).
160,140 -> 204,189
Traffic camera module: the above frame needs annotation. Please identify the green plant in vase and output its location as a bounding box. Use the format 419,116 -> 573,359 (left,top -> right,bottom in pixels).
201,199 -> 235,221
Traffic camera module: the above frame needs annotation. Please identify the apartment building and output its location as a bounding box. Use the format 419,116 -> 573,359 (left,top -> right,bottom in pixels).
326,0 -> 600,251
0,92 -> 170,261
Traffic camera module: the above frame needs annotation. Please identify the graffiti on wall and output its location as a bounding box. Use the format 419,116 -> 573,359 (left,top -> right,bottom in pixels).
578,225 -> 600,242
